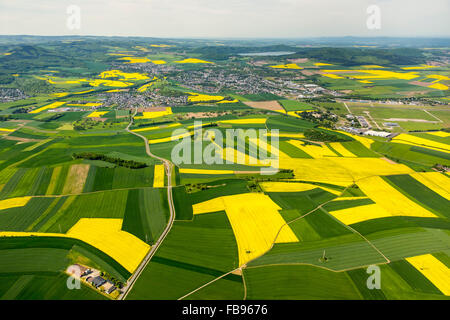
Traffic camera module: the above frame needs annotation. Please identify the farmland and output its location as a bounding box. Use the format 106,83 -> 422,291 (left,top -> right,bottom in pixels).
0,35 -> 449,301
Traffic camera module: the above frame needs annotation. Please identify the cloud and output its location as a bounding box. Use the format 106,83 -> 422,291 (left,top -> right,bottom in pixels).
0,0 -> 448,37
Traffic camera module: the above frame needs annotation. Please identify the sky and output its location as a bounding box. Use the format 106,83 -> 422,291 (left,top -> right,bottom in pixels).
0,0 -> 449,38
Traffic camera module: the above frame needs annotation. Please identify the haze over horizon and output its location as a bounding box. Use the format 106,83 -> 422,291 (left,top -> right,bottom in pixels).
0,0 -> 449,38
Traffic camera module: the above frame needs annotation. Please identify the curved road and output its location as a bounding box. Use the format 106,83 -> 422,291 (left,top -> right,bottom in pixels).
120,108 -> 176,300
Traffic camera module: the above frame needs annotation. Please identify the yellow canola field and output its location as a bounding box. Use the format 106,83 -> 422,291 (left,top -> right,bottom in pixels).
137,83 -> 153,92
67,103 -> 103,107
134,107 -> 172,120
151,44 -> 174,48
67,219 -> 150,273
328,143 -> 357,157
218,118 -> 267,125
359,80 -> 373,84
30,102 -> 66,114
429,83 -> 448,90
328,203 -> 393,225
187,92 -> 225,103
427,74 -> 450,81
402,65 -> 437,70
287,111 -> 303,118
315,63 -> 333,66
0,128 -> 15,133
260,182 -> 342,195
406,254 -> 450,296
150,60 -> 167,65
410,172 -> 450,200
270,64 -> 303,70
265,132 -> 304,139
153,165 -> 165,188
427,131 -> 450,138
99,70 -> 150,81
179,168 -> 234,175
119,57 -> 151,64
87,111 -> 108,118
216,99 -> 239,104
287,140 -> 338,158
322,73 -> 344,79
249,137 -> 290,160
148,131 -> 194,145
175,58 -> 213,64
322,69 -> 419,80
132,123 -> 181,133
356,176 -> 437,219
0,219 -> 150,273
52,92 -> 69,97
0,197 -> 32,210
279,157 -> 413,185
192,193 -> 298,266
89,79 -> 132,87
392,134 -> 450,153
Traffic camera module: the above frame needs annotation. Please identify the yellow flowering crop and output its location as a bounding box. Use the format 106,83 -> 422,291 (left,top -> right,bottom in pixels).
148,131 -> 194,145
328,143 -> 357,157
427,74 -> 450,81
179,168 -> 234,175
134,107 -> 172,120
87,111 -> 108,118
410,172 -> 450,200
356,176 -> 437,219
193,193 -> 299,266
175,58 -> 213,64
218,118 -> 267,125
67,103 -> 103,107
0,197 -> 32,210
89,79 -> 133,87
118,57 -> 151,64
328,203 -> 392,225
392,134 -> 450,153
99,70 -> 150,81
30,102 -> 66,114
132,123 -> 180,133
187,92 -> 225,102
279,158 -> 413,185
428,83 -> 448,90
270,64 -> 303,70
402,65 -> 437,70
287,140 -> 338,158
66,219 -> 150,273
0,128 -> 15,133
137,83 -> 153,92
406,254 -> 450,296
0,218 -> 150,273
322,73 -> 344,79
427,131 -> 450,138
153,165 -> 165,188
315,63 -> 333,66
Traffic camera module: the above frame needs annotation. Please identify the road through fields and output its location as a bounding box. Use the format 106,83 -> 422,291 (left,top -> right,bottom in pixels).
120,108 -> 176,300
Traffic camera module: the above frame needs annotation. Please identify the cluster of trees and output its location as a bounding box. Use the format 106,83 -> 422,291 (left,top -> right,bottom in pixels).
304,129 -> 349,142
41,113 -> 63,122
0,115 -> 11,121
72,152 -> 148,169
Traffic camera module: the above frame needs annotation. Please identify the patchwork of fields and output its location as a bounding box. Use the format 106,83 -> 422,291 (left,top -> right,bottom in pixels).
0,37 -> 449,301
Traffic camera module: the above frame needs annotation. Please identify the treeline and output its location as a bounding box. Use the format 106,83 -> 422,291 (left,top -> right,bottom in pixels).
288,47 -> 425,66
304,129 -> 350,142
72,152 -> 148,169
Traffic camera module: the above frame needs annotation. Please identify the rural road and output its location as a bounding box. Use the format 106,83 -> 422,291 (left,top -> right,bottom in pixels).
119,108 -> 176,300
